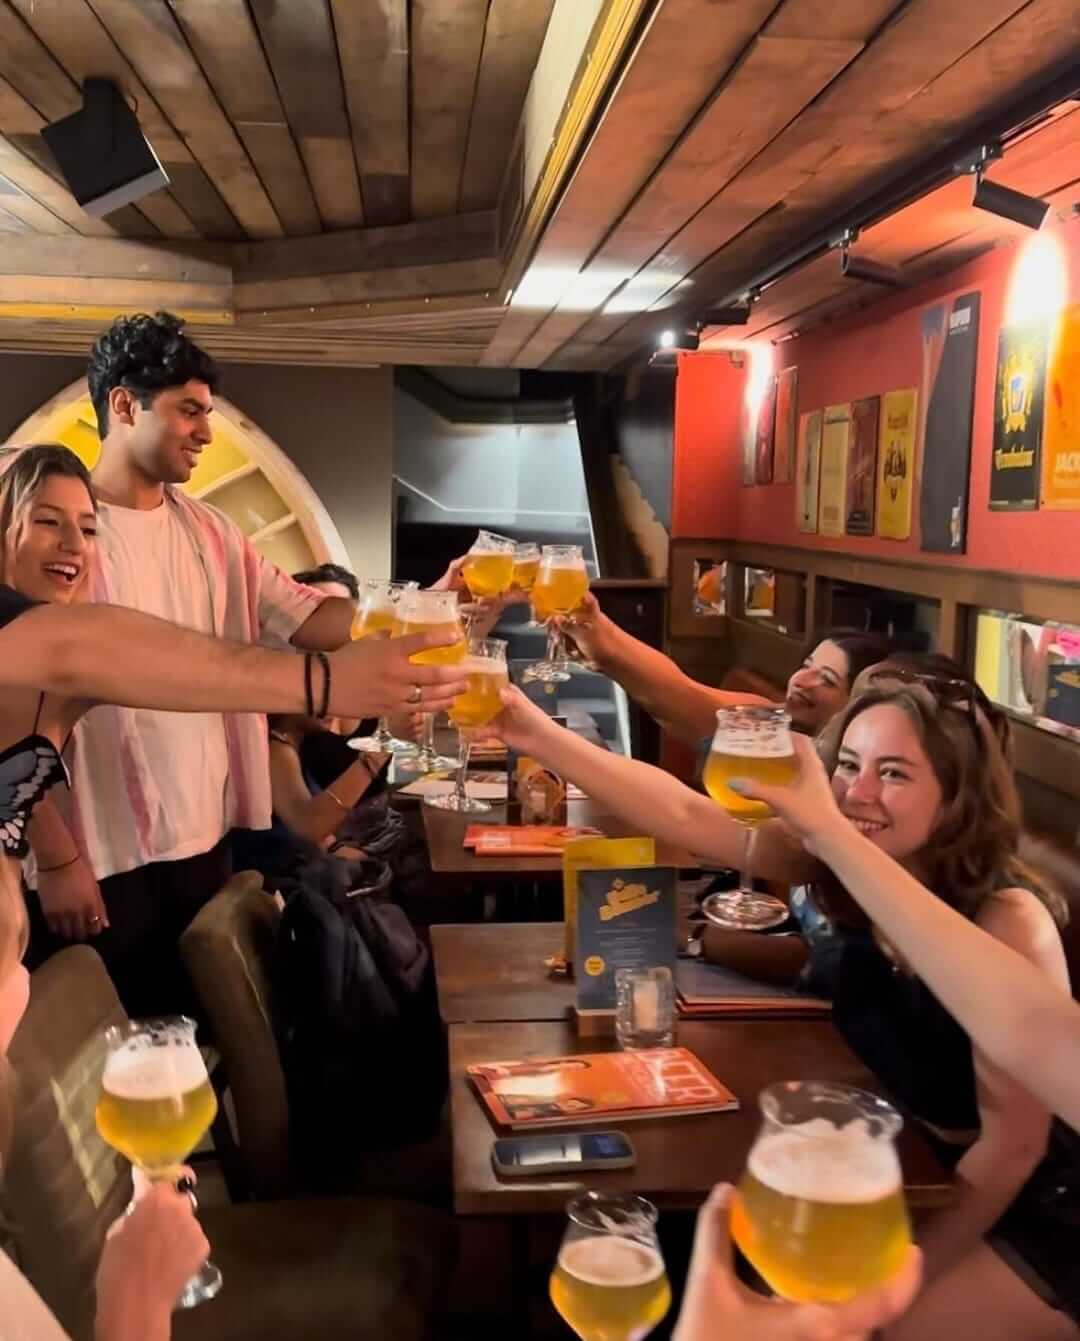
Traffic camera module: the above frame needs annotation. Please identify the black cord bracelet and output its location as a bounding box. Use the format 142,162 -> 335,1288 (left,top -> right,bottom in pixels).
315,650 -> 331,719
304,652 -> 315,717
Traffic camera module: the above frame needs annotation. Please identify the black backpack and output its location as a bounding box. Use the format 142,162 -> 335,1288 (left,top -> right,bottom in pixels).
273,852 -> 447,1188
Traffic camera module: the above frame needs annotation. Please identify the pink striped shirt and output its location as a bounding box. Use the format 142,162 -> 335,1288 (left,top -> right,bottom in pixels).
60,487 -> 323,880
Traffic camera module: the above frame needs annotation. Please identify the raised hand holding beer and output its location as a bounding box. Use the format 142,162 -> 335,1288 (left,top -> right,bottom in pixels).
349,578 -> 420,757
550,1192 -> 671,1341
701,705 -> 796,931
95,1018 -> 222,1309
393,587 -> 467,774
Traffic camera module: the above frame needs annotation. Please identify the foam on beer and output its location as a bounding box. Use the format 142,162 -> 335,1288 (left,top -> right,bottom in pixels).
103,1038 -> 208,1100
747,1118 -> 900,1205
461,656 -> 508,678
559,1236 -> 664,1287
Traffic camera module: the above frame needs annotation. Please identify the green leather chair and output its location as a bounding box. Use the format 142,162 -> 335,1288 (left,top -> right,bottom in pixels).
2,946 -> 456,1341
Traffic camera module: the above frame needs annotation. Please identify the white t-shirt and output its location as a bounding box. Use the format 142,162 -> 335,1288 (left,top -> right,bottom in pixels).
73,500 -> 229,872
0,1250 -> 71,1340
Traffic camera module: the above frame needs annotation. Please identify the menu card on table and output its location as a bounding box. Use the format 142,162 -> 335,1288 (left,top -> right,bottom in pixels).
574,866 -> 677,1014
562,836 -> 656,965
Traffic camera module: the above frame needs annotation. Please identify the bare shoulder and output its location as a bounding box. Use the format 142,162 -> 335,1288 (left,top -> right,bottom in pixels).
977,886 -> 1070,988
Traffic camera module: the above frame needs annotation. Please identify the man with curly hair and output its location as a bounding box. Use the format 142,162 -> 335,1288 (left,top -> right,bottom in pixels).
28,312 -> 357,1014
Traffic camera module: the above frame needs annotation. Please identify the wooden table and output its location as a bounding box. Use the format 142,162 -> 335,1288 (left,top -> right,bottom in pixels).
422,797 -> 699,881
449,1019 -> 952,1216
432,923 -> 573,1024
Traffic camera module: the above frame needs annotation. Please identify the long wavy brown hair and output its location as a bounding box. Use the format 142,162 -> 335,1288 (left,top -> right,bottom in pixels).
0,443 -> 96,587
813,684 -> 1066,929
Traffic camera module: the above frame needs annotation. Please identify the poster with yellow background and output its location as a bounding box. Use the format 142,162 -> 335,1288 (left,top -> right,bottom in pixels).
1042,305 -> 1080,509
876,388 -> 918,539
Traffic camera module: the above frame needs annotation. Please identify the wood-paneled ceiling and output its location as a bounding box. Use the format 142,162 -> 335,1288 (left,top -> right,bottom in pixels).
0,0 -> 1078,368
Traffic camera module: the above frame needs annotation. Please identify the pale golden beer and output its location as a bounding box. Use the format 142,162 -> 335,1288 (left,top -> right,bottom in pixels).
512,556 -> 540,591
732,1086 -> 912,1304
393,619 -> 467,665
462,551 -> 515,598
96,1035 -> 218,1175
449,657 -> 509,728
549,1235 -> 671,1341
532,564 -> 589,618
352,605 -> 396,639
703,749 -> 798,825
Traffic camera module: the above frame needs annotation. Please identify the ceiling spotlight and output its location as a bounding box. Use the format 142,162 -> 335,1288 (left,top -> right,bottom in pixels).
972,176 -> 1049,230
840,250 -> 907,288
656,328 -> 699,351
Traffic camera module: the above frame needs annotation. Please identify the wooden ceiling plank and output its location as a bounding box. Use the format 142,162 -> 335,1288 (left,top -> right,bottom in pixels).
330,0 -> 410,228
594,0 -> 1066,358
0,273 -> 230,314
0,235 -> 229,281
0,180 -> 72,234
83,0 -> 282,239
5,0 -> 220,238
411,0 -> 489,220
235,257 -> 503,317
481,0 -> 780,365
518,33 -> 863,365
459,0 -> 556,214
236,211 -> 496,283
248,0 -> 363,230
166,0 -> 320,238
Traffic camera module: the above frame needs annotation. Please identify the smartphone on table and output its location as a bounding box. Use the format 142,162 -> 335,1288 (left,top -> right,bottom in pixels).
492,1130 -> 636,1177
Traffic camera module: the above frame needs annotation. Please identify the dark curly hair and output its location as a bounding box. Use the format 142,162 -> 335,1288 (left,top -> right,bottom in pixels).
87,311 -> 220,436
292,563 -> 359,601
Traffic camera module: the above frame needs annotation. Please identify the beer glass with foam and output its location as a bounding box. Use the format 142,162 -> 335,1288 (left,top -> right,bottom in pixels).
462,530 -> 516,600
529,544 -> 590,684
393,587 -> 467,774
350,579 -> 419,757
550,1192 -> 670,1341
95,1017 -> 222,1308
426,637 -> 509,814
701,705 -> 796,931
731,1081 -> 912,1304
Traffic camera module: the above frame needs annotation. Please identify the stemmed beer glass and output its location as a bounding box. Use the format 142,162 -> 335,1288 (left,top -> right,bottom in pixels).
549,1192 -> 671,1341
512,541 -> 542,627
349,578 -> 419,755
425,637 -> 508,814
461,530 -> 516,601
95,1018 -> 221,1309
701,705 -> 796,930
392,587 -> 467,774
529,544 -> 589,683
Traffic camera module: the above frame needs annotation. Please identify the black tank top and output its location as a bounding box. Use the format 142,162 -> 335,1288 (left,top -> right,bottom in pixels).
0,585 -> 69,858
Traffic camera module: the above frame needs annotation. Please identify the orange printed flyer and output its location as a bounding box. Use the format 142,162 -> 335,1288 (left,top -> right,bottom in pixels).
468,1047 -> 738,1129
463,824 -> 603,856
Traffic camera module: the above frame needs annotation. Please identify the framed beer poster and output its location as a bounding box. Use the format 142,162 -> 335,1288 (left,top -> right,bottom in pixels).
876,388 -> 917,540
741,398 -> 756,486
755,374 -> 777,484
818,404 -> 850,537
846,396 -> 880,535
773,366 -> 798,483
795,409 -> 822,532
920,291 -> 980,551
990,318 -> 1047,511
1042,305 -> 1080,509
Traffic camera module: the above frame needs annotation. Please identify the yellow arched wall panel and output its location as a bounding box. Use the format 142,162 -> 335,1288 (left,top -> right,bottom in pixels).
8,383 -> 349,573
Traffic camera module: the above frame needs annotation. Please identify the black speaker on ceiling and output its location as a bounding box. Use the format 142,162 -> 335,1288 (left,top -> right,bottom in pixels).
40,78 -> 169,218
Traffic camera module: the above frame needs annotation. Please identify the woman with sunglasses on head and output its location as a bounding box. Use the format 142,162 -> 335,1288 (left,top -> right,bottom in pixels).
489,671 -> 1077,1338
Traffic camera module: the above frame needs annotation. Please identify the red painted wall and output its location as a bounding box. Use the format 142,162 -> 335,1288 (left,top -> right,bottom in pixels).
673,215 -> 1080,581
671,349 -> 744,538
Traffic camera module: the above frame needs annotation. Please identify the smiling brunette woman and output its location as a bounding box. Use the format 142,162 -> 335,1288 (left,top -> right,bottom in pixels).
489,680 -> 1078,1339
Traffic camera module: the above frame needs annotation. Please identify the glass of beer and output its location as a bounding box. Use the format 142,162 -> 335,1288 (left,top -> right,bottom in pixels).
550,1192 -> 671,1341
701,705 -> 796,931
512,541 -> 543,628
393,587 -> 467,774
731,1081 -> 912,1304
95,1017 -> 222,1309
462,530 -> 516,600
426,637 -> 508,813
350,578 -> 420,756
529,544 -> 590,683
